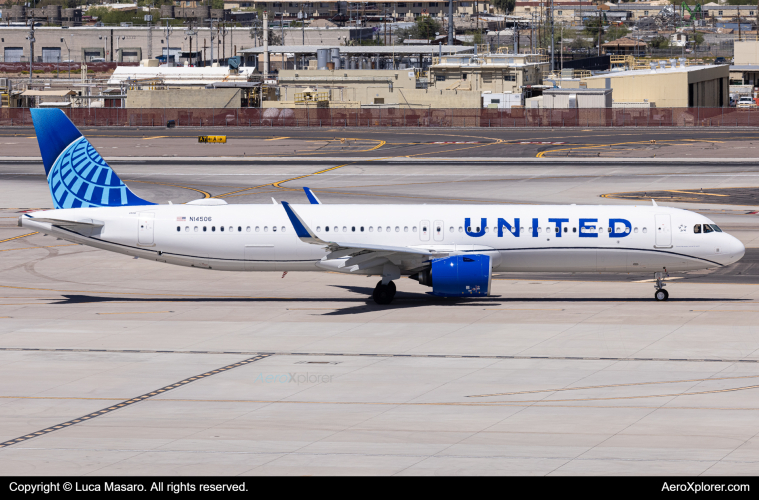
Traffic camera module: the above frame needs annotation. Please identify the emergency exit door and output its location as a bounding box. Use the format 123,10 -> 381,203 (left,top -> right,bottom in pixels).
433,220 -> 444,241
420,220 -> 430,241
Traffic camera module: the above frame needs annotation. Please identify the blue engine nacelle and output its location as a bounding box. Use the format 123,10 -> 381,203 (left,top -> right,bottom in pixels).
412,254 -> 492,297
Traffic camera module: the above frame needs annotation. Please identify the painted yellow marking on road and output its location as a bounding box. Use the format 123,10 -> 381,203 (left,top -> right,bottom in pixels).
484,384 -> 759,403
265,136 -> 290,141
142,136 -> 168,140
469,374 -> 759,398
0,232 -> 38,244
126,179 -> 211,199
96,311 -> 174,315
664,190 -> 730,197
632,277 -> 684,283
0,244 -> 77,253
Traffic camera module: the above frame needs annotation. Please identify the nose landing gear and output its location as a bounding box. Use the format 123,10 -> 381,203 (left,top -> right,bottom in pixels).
372,280 -> 396,305
654,269 -> 669,301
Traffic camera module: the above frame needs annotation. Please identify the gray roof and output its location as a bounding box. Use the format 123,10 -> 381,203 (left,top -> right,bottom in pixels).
730,65 -> 759,71
238,45 -> 474,55
704,4 -> 757,10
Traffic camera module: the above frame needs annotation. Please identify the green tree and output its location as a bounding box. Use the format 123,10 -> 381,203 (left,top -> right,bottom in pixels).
605,24 -> 629,42
690,31 -> 704,48
649,35 -> 670,49
570,35 -> 594,50
491,0 -> 516,14
415,15 -> 440,40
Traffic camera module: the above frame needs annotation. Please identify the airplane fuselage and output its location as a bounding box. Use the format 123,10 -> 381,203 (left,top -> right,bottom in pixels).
21,203 -> 745,274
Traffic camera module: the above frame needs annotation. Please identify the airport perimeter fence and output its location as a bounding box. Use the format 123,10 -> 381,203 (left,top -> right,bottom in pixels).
3,107 -> 759,128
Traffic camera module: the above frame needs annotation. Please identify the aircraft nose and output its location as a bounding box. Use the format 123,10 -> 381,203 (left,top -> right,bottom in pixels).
723,235 -> 745,264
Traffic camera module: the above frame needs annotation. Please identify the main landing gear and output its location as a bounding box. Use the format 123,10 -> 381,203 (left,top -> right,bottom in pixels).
373,280 -> 396,305
654,270 -> 669,301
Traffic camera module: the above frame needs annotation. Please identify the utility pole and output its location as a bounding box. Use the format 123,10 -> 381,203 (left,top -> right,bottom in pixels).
147,3 -> 154,59
185,21 -> 197,67
448,0 -> 453,46
209,16 -> 214,65
28,20 -> 35,85
164,23 -> 174,65
550,0 -> 554,74
61,37 -> 70,79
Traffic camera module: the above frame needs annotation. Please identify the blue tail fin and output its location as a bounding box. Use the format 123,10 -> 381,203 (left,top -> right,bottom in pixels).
31,109 -> 155,209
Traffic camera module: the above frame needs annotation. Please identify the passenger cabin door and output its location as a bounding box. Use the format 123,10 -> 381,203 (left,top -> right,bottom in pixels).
138,212 -> 155,245
420,220 -> 430,241
433,220 -> 444,242
655,214 -> 672,248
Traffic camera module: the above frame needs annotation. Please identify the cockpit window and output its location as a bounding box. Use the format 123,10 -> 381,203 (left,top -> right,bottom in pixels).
703,224 -> 714,234
694,224 -> 701,234
711,224 -> 723,232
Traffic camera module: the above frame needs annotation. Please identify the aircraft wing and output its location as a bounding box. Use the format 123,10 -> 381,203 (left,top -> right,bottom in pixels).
281,201 -> 442,265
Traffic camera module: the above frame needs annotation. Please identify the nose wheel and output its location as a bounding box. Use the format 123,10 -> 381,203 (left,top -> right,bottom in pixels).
653,270 -> 669,301
372,280 -> 396,305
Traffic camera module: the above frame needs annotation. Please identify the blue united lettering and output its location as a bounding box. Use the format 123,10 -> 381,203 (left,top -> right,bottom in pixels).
464,217 -> 631,238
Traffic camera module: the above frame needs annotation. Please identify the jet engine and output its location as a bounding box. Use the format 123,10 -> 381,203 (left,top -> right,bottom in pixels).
411,254 -> 492,297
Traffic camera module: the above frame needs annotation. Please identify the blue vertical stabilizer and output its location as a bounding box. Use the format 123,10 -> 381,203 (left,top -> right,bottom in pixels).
31,109 -> 155,209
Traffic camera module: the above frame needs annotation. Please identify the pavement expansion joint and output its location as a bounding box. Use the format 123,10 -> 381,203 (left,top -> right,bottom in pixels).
0,347 -> 757,364
0,354 -> 271,449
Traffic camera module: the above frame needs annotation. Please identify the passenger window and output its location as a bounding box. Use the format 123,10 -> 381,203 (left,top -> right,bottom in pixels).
449,226 -> 454,232
485,227 -> 490,233
238,226 -> 242,232
563,227 -> 568,233
246,226 -> 251,232
520,227 -> 524,232
352,226 -> 356,232
386,226 -> 391,232
642,227 -> 647,233
212,226 -> 216,232
413,226 -> 417,232
405,226 -> 409,232
220,226 -> 224,232
361,226 -> 364,232
529,227 -> 533,232
194,226 -> 198,232
554,227 -> 559,233
459,227 -> 463,233
572,227 -> 576,233
634,227 -> 638,233
377,226 -> 381,232
229,226 -> 233,232
325,226 -> 330,232
342,226 -> 347,232
598,227 -> 603,233
185,226 -> 189,232
703,224 -> 714,233
467,226 -> 471,232
176,226 -> 180,232
203,226 -> 207,232
607,227 -> 611,233
273,226 -> 277,232
255,226 -> 260,232
545,227 -> 550,232
264,226 -> 269,232
369,226 -> 374,232
395,226 -> 400,232
281,226 -> 286,232
538,227 -> 542,233
334,226 -> 338,232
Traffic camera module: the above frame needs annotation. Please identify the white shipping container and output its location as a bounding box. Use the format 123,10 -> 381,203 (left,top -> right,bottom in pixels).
482,92 -> 523,109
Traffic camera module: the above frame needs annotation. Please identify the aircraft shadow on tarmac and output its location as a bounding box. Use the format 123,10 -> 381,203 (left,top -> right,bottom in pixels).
50,286 -> 749,316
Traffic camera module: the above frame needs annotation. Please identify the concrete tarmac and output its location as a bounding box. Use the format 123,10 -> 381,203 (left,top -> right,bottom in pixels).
2,151 -> 759,475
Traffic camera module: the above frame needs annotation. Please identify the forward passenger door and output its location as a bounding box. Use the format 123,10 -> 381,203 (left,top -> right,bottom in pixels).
433,220 -> 444,242
655,214 -> 672,248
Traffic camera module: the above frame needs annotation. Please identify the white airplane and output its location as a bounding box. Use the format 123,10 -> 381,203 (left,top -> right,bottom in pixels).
20,109 -> 745,304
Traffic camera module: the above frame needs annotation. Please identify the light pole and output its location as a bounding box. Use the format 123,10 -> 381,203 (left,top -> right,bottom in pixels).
60,37 -> 70,79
